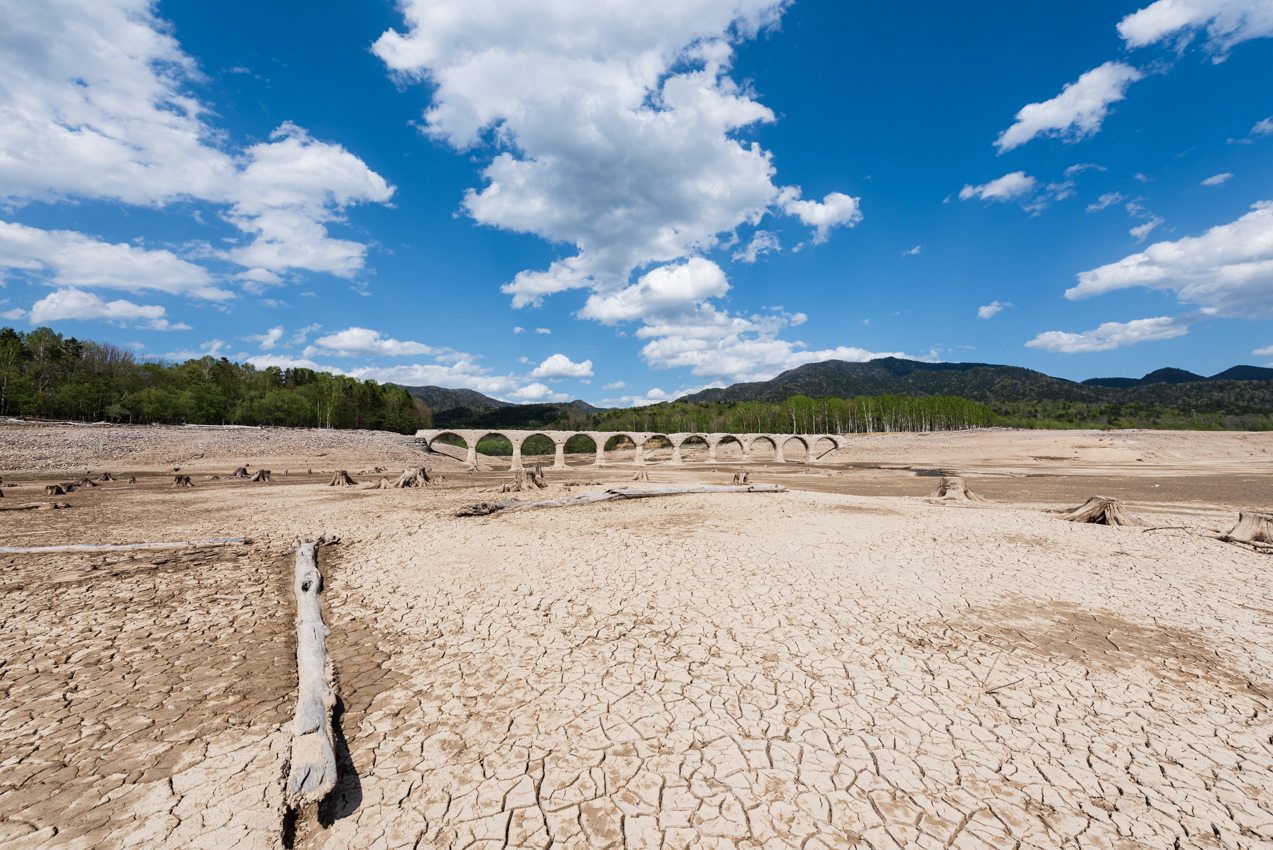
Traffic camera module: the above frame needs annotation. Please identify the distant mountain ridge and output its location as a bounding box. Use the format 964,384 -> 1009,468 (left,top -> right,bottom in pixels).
680,358 -> 1273,406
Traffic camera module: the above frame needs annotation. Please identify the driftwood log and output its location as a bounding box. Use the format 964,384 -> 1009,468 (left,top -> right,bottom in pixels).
329,470 -> 356,487
459,484 -> 787,516
0,502 -> 71,512
285,539 -> 338,807
0,537 -> 247,554
631,470 -> 650,482
732,471 -> 751,485
498,466 -> 547,493
173,475 -> 193,488
249,469 -> 272,482
394,467 -> 432,488
1055,496 -> 1144,526
928,476 -> 988,503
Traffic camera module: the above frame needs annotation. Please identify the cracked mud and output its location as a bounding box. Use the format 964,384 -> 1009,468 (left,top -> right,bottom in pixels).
1,425 -> 1271,849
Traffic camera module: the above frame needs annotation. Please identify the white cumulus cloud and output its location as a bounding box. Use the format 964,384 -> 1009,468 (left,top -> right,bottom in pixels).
1068,201 -> 1273,317
995,62 -> 1144,153
245,326 -> 285,350
508,383 -> 570,403
0,0 -> 394,281
733,230 -> 781,263
978,301 -> 1012,319
528,353 -> 594,379
1025,315 -> 1192,353
1202,172 -> 1234,185
1087,192 -> 1126,212
959,172 -> 1039,202
373,0 -> 857,311
1118,0 -> 1273,61
305,327 -> 438,358
579,258 -> 730,325
25,288 -> 185,330
0,221 -> 231,301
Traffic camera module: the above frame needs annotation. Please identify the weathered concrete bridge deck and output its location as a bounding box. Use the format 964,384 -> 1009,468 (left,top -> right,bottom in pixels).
416,429 -> 847,469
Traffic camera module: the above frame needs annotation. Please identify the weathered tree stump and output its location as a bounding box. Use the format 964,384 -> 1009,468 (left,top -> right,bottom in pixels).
172,475 -> 194,488
207,475 -> 221,480
126,476 -> 137,484
248,469 -> 272,482
393,467 -> 432,488
329,470 -> 357,487
377,477 -> 392,489
96,473 -> 115,482
1223,511 -> 1273,545
77,478 -> 97,488
1056,496 -> 1144,526
928,476 -> 988,503
631,470 -> 650,482
44,484 -> 67,496
732,471 -> 751,485
229,467 -> 249,478
498,465 -> 547,493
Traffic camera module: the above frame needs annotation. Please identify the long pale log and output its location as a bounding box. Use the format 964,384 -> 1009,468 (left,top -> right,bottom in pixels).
285,540 -> 337,806
0,502 -> 71,513
459,484 -> 786,516
0,537 -> 246,554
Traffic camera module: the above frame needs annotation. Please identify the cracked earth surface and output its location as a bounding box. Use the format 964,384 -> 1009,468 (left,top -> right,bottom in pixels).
1,427 -> 1271,849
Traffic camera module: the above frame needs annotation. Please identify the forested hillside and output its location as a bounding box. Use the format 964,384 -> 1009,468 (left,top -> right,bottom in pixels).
0,327 -> 429,433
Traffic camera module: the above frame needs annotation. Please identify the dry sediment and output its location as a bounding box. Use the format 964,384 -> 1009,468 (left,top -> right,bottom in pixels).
0,427 -> 1271,849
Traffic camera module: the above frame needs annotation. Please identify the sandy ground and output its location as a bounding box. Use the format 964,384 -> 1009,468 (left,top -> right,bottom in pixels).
1,424 -> 1271,850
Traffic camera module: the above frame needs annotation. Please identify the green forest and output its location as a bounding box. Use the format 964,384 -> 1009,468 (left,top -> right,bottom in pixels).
0,326 -> 431,433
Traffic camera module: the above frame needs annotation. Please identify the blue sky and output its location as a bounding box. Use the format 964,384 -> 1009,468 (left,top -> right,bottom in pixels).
2,0 -> 1272,405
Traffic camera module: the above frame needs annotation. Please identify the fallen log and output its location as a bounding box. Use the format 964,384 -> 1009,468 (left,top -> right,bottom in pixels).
248,469 -> 272,482
458,484 -> 787,516
285,539 -> 338,807
1054,496 -> 1144,527
0,502 -> 71,512
0,537 -> 247,554
329,470 -> 356,487
927,476 -> 988,503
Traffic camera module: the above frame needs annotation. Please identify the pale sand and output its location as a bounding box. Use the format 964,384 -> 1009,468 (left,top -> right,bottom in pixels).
1,425 -> 1271,849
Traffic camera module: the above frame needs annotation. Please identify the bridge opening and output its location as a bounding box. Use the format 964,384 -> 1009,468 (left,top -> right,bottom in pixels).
564,434 -> 597,460
521,434 -> 555,458
715,435 -> 745,460
603,434 -> 636,463
812,436 -> 839,459
678,435 -> 710,462
642,434 -> 673,462
781,436 -> 810,463
475,434 -> 513,457
749,436 -> 778,462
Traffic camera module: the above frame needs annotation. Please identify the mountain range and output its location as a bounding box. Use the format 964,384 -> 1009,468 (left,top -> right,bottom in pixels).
398,359 -> 1273,417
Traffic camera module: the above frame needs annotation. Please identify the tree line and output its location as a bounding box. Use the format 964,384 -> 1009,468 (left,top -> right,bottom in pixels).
547,393 -> 994,434
0,327 -> 430,433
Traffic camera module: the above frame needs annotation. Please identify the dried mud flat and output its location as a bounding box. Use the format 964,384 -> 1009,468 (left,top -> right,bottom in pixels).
2,424 -> 1272,850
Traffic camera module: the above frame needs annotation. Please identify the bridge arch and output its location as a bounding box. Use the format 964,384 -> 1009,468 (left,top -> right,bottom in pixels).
780,435 -> 811,463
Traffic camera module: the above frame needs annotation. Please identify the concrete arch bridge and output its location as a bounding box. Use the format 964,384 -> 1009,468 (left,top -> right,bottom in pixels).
416,429 -> 848,469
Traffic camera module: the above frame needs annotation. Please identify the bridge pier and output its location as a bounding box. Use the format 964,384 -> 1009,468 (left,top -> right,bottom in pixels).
553,441 -> 566,469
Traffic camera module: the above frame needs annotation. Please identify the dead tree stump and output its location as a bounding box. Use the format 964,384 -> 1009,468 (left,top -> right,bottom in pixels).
1224,511 -> 1273,545
96,472 -> 115,482
1056,496 -> 1144,526
928,476 -> 988,503
631,470 -> 650,482
230,467 -> 249,478
498,465 -> 547,493
248,469 -> 272,482
329,470 -> 357,487
732,471 -> 751,485
55,482 -> 78,493
377,477 -> 392,489
394,467 -> 432,488
77,478 -> 97,488
127,476 -> 137,484
172,475 -> 194,488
